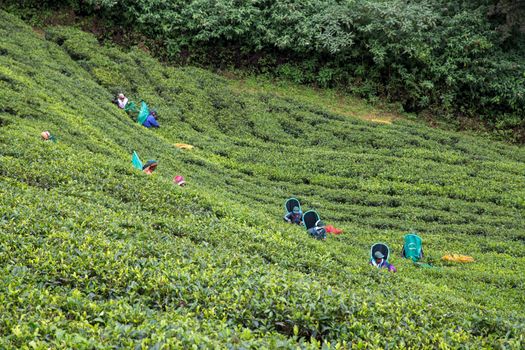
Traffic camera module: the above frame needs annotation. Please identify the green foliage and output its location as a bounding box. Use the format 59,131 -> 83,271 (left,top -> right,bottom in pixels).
6,0 -> 524,137
0,10 -> 525,348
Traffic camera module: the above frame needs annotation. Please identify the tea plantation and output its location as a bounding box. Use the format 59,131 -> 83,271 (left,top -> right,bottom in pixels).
0,10 -> 524,349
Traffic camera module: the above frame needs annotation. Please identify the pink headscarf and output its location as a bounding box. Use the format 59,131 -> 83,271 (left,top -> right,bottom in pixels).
174,175 -> 186,186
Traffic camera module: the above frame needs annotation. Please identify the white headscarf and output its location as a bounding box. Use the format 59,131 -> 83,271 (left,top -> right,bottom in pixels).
117,94 -> 128,109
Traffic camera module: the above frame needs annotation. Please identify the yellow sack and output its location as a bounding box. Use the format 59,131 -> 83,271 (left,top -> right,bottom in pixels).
175,143 -> 194,150
441,254 -> 474,263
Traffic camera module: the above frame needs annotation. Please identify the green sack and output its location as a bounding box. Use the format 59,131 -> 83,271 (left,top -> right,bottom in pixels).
132,151 -> 143,170
402,234 -> 423,261
125,101 -> 137,113
137,101 -> 149,125
413,261 -> 434,268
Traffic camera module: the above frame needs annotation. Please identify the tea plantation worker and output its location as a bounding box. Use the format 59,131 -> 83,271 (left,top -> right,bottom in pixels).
143,109 -> 160,128
370,251 -> 397,272
142,160 -> 158,175
114,93 -> 129,109
307,220 -> 327,240
41,131 -> 56,142
284,206 -> 303,225
173,175 -> 186,187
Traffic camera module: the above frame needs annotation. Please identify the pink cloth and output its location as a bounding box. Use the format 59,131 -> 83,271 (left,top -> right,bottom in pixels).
174,175 -> 185,186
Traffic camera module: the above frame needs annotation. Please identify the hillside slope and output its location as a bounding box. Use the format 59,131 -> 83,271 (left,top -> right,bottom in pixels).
0,10 -> 524,349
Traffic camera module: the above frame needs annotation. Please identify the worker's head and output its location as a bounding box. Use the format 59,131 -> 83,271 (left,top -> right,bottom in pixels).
150,109 -> 158,119
292,206 -> 300,214
118,93 -> 125,100
41,131 -> 51,140
315,220 -> 325,228
374,251 -> 384,264
142,160 -> 158,174
174,175 -> 186,186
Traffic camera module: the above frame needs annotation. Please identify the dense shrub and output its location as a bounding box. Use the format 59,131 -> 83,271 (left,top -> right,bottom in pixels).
3,0 -> 524,138
0,9 -> 524,348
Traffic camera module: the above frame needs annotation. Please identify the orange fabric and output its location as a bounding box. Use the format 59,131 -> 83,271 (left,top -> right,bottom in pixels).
441,254 -> 474,263
175,143 -> 194,150
325,225 -> 343,234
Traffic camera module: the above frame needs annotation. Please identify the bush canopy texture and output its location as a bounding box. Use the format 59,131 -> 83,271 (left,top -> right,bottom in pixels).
4,0 -> 525,139
0,7 -> 524,349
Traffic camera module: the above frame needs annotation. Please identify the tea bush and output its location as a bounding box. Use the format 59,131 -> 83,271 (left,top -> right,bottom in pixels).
0,10 -> 524,348
4,0 -> 525,138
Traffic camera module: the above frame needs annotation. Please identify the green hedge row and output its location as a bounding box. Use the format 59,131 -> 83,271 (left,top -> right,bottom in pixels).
0,10 -> 524,348
4,0 -> 525,140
